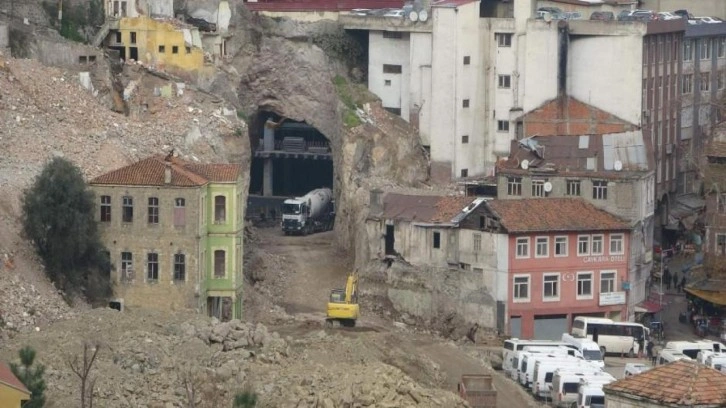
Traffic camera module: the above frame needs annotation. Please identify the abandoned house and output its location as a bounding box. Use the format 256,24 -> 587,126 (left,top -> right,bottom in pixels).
89,153 -> 245,320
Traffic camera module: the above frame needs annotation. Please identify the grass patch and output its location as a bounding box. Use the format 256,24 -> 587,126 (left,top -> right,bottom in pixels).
333,75 -> 361,128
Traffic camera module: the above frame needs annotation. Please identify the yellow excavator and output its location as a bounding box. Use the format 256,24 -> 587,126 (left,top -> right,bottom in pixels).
325,272 -> 359,327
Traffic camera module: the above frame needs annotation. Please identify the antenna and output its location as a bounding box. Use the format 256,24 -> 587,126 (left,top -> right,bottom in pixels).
409,10 -> 419,22
418,9 -> 428,22
544,182 -> 553,193
521,159 -> 529,170
614,160 -> 623,171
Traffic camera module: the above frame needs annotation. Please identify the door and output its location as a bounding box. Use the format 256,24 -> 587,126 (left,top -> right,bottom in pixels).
385,224 -> 395,255
534,314 -> 568,340
510,316 -> 522,338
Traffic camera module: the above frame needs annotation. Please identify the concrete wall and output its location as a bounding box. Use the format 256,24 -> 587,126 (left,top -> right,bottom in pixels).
521,21 -> 560,116
32,39 -> 103,68
0,23 -> 8,51
410,31 -> 433,146
368,30 -> 411,119
605,392 -> 663,408
147,0 -> 174,18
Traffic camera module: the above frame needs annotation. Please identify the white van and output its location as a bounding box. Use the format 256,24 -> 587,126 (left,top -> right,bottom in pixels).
575,378 -> 613,408
502,339 -> 575,369
531,357 -> 600,399
705,354 -> 726,371
657,348 -> 692,365
697,350 -> 716,364
519,353 -> 570,387
551,370 -> 614,408
623,363 -> 650,376
562,333 -> 605,368
508,346 -> 584,379
664,340 -> 725,359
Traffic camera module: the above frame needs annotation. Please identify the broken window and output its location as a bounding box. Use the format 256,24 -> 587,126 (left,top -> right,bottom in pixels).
566,180 -> 581,196
717,234 -> 726,255
543,274 -> 559,299
535,236 -> 549,257
460,263 -> 471,271
79,56 -> 88,64
120,1 -> 127,17
516,237 -> 529,258
214,250 -> 226,277
172,46 -> 179,54
122,196 -> 134,223
463,55 -> 471,65
159,45 -> 166,53
496,33 -> 512,47
498,75 -> 511,89
507,177 -> 522,196
600,272 -> 616,293
433,231 -> 441,249
497,120 -> 509,132
610,234 -> 624,255
100,195 -> 111,222
147,252 -> 159,282
513,275 -> 529,301
148,197 -> 159,224
382,64 -> 402,74
591,235 -> 604,255
384,107 -> 401,115
121,252 -> 133,281
578,235 -> 590,256
174,253 -> 186,282
554,236 -> 568,256
473,233 -> 482,252
592,180 -> 608,200
115,31 -> 122,43
130,32 -> 136,44
214,195 -> 226,223
577,272 -> 593,298
174,198 -> 186,227
186,46 -> 191,54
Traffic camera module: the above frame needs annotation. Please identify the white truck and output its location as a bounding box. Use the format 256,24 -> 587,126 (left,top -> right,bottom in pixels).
281,188 -> 335,235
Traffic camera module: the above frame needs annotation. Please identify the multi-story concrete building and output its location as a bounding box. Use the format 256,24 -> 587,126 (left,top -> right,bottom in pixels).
703,139 -> 726,256
89,153 -> 245,320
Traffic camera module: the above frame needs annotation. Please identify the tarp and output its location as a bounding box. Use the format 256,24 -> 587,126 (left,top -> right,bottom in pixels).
685,287 -> 726,306
634,300 -> 663,313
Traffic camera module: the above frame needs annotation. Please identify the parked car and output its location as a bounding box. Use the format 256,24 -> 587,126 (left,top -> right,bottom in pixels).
590,11 -> 614,21
562,11 -> 583,20
383,9 -> 405,18
624,363 -> 650,377
696,16 -> 724,24
631,10 -> 659,21
674,9 -> 693,19
657,11 -> 681,20
538,6 -> 562,15
617,10 -> 635,21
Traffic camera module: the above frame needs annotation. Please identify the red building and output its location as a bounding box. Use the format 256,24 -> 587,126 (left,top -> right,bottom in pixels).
486,198 -> 631,340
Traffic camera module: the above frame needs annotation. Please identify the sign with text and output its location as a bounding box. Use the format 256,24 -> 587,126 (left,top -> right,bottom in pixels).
599,291 -> 626,306
582,255 -> 626,264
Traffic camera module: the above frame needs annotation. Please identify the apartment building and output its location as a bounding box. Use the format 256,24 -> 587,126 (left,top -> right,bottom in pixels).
89,153 -> 245,320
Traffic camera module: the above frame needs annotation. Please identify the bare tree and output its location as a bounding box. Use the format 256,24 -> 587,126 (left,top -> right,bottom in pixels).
179,364 -> 225,408
67,342 -> 101,408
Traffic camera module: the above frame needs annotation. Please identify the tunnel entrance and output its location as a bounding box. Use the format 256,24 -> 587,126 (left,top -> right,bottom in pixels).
247,111 -> 333,224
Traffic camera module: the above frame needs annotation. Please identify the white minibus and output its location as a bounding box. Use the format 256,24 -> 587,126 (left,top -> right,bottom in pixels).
502,339 -> 575,370
532,359 -> 602,400
562,333 -> 605,368
508,346 -> 582,380
664,340 -> 725,359
571,316 -> 649,357
551,370 -> 614,408
657,348 -> 691,365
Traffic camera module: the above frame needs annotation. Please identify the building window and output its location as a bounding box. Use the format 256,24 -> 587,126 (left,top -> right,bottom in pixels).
185,46 -> 191,54
516,237 -> 530,258
554,236 -> 568,257
497,120 -> 509,132
214,250 -> 225,278
148,197 -> 159,224
130,32 -> 136,44
383,64 -> 402,74
460,263 -> 471,271
121,252 -> 133,279
159,45 -> 166,53
532,179 -> 546,197
462,135 -> 469,144
717,234 -> 726,255
461,169 -> 468,178
100,195 -> 111,222
719,194 -> 726,213
463,55 -> 471,65
507,177 -> 522,196
462,99 -> 470,108
684,40 -> 693,61
591,235 -> 604,255
578,235 -> 590,256
683,74 -> 693,94
174,198 -> 186,227
114,31 -> 122,43
719,71 -> 725,90
498,75 -> 511,88
513,275 -> 530,302
701,39 -> 711,60
496,33 -> 512,47
600,271 -> 616,293
384,79 -> 391,86
535,236 -> 549,258
609,234 -> 624,255
122,196 -> 134,223
384,107 -> 402,115
382,31 -> 403,39
433,231 -> 441,248
147,252 -> 159,282
701,73 -> 711,92
214,195 -> 226,223
543,274 -> 560,301
172,45 -> 179,54
577,272 -> 593,299
473,233 -> 482,252
592,180 -> 608,200
719,38 -> 726,58
566,180 -> 581,196
173,253 -> 186,282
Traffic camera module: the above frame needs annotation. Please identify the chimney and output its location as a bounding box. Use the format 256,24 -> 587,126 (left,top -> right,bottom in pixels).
164,162 -> 172,184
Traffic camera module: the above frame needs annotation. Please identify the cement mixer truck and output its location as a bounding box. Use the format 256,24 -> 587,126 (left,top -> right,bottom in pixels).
281,188 -> 335,235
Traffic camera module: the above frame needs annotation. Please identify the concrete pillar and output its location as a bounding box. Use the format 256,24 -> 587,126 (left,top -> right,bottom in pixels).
263,119 -> 275,151
263,159 -> 273,196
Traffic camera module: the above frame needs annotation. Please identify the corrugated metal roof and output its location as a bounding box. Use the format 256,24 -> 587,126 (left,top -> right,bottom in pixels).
602,131 -> 648,171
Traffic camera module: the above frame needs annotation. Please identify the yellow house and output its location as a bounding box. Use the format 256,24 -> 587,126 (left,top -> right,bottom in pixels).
0,362 -> 30,408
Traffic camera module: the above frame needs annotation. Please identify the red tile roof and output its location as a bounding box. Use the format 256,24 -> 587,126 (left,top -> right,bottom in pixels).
90,155 -> 241,187
487,198 -> 629,233
604,359 -> 726,406
381,193 -> 474,224
0,361 -> 30,395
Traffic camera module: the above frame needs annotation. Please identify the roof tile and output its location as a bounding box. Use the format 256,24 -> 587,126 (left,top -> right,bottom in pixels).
381,193 -> 474,224
90,155 -> 241,187
604,359 -> 726,405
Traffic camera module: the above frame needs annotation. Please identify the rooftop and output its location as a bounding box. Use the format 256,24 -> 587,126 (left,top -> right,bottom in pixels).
90,154 -> 242,187
487,198 -> 629,233
379,193 -> 478,224
0,361 -> 30,395
604,359 -> 726,406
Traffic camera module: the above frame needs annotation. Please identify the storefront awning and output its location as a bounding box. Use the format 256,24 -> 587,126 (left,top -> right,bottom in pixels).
685,287 -> 726,306
634,300 -> 663,314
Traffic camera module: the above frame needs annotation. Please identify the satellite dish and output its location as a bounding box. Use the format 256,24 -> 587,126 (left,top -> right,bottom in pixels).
521,159 -> 529,170
544,182 -> 553,193
409,10 -> 419,22
543,12 -> 553,22
614,160 -> 623,171
418,9 -> 428,22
